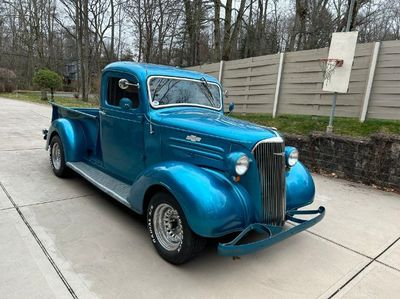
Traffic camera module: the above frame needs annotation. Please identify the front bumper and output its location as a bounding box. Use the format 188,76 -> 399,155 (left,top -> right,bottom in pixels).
218,206 -> 325,256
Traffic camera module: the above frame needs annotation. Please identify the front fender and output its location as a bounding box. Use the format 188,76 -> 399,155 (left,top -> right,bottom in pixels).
286,161 -> 315,210
47,118 -> 87,162
128,161 -> 255,238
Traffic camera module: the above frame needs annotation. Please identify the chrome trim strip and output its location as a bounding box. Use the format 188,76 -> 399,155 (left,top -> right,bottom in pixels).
252,136 -> 284,152
66,162 -> 131,208
146,75 -> 223,111
169,144 -> 224,161
168,136 -> 225,153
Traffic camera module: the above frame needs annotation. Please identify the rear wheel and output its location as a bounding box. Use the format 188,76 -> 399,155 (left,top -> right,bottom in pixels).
147,192 -> 205,264
49,135 -> 70,177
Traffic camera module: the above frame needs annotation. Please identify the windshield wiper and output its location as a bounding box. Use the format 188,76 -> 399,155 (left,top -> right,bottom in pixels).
200,77 -> 216,107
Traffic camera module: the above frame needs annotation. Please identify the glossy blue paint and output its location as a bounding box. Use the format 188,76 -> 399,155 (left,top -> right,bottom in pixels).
127,161 -> 254,237
99,70 -> 145,182
149,107 -> 278,149
47,118 -> 87,162
46,61 -> 325,254
286,162 -> 316,210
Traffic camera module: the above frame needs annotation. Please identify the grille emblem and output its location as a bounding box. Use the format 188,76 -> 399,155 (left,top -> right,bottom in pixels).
186,135 -> 201,142
273,152 -> 285,156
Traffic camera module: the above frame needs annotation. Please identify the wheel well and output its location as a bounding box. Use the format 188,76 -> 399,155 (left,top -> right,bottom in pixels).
49,131 -> 59,142
142,184 -> 172,214
47,131 -> 59,149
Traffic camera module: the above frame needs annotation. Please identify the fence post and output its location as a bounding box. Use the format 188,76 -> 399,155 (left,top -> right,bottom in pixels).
218,60 -> 225,83
273,52 -> 285,118
360,42 -> 380,122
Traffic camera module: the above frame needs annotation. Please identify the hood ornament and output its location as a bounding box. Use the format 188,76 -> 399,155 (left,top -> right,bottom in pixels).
186,135 -> 201,142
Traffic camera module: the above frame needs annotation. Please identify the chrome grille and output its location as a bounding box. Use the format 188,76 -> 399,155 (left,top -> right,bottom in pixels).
253,140 -> 286,225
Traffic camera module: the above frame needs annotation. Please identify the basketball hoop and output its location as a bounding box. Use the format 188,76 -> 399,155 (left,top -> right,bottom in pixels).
319,58 -> 344,83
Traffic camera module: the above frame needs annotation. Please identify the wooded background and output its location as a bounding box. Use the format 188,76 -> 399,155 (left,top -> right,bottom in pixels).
0,0 -> 399,102
0,0 -> 400,118
187,39 -> 400,121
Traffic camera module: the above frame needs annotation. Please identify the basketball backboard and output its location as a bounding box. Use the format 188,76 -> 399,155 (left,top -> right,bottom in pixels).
322,31 -> 358,93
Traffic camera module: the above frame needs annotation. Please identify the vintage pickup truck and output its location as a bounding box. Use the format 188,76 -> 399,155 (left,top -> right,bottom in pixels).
44,62 -> 325,264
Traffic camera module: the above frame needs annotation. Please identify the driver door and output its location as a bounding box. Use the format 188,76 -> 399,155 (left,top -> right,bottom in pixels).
100,73 -> 144,182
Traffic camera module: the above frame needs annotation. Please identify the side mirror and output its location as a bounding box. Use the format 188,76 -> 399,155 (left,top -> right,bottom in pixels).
119,97 -> 133,110
228,102 -> 235,113
118,78 -> 139,90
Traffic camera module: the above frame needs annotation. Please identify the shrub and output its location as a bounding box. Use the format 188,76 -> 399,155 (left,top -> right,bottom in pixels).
33,69 -> 63,101
0,68 -> 17,92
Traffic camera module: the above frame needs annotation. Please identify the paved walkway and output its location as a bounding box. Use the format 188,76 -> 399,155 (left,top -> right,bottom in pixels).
0,97 -> 399,298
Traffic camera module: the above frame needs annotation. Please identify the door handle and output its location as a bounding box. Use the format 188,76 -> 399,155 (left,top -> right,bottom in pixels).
99,110 -> 106,116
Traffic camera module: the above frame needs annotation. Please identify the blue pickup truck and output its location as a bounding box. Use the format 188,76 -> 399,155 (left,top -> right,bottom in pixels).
44,62 -> 325,264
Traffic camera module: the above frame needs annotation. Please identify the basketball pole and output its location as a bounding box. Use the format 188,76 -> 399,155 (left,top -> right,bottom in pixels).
346,0 -> 356,32
326,93 -> 337,133
326,0 -> 356,134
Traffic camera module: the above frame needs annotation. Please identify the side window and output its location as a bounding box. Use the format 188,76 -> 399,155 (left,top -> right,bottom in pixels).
107,77 -> 139,108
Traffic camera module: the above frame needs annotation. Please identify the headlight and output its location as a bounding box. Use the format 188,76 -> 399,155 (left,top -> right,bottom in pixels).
287,148 -> 299,167
235,155 -> 250,175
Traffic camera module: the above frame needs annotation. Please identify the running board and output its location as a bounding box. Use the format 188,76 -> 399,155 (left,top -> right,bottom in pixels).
67,162 -> 130,207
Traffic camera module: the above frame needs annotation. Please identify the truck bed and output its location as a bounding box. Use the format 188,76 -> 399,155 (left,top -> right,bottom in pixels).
51,102 -> 99,120
51,103 -> 101,162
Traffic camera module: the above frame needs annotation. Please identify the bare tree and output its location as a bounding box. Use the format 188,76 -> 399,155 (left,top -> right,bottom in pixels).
0,0 -> 399,93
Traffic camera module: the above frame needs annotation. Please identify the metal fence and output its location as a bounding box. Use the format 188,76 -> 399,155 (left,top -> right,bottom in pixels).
186,40 -> 400,121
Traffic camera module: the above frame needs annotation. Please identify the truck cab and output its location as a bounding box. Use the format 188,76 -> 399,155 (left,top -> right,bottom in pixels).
45,62 -> 325,264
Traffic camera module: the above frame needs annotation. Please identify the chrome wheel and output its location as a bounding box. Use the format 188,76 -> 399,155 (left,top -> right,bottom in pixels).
51,142 -> 62,170
153,203 -> 183,251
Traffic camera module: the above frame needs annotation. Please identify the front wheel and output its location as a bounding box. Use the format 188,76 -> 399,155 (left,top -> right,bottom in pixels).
147,192 -> 205,264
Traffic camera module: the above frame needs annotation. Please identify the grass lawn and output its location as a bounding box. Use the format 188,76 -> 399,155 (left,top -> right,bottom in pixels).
0,91 -> 98,108
232,113 -> 400,137
1,92 -> 399,137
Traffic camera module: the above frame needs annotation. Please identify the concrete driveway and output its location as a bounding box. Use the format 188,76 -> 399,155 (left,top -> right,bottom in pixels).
0,97 -> 399,299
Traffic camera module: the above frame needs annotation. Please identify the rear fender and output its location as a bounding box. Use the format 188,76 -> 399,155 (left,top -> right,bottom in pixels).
128,161 -> 255,238
46,118 -> 87,162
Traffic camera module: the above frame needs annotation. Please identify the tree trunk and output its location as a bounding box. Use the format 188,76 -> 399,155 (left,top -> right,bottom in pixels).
230,0 -> 246,58
183,0 -> 195,65
110,0 -> 115,62
288,0 -> 308,51
41,90 -> 48,101
81,0 -> 90,101
222,0 -> 232,61
213,0 -> 221,61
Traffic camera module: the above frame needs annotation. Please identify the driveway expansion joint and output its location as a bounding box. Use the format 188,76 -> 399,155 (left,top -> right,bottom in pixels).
306,230 -> 373,260
18,193 -> 94,209
0,206 -> 15,212
0,147 -> 44,152
375,260 -> 400,273
328,236 -> 400,298
0,181 -> 78,299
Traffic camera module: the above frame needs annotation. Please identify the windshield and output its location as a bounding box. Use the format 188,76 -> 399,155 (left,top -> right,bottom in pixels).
148,76 -> 222,110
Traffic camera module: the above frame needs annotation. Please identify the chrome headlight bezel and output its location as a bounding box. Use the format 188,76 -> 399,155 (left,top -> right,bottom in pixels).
227,152 -> 250,176
286,147 -> 299,167
235,154 -> 250,176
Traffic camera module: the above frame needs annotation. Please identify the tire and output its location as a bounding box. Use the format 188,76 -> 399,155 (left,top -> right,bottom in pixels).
147,192 -> 206,264
49,135 -> 70,177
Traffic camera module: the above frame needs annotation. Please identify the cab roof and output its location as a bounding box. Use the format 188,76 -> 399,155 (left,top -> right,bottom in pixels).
103,61 -> 219,84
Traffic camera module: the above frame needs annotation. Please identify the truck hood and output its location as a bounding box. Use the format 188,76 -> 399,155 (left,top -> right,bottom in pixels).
151,107 -> 279,148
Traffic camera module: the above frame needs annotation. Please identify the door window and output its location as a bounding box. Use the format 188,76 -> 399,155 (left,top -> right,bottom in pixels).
107,77 -> 139,108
